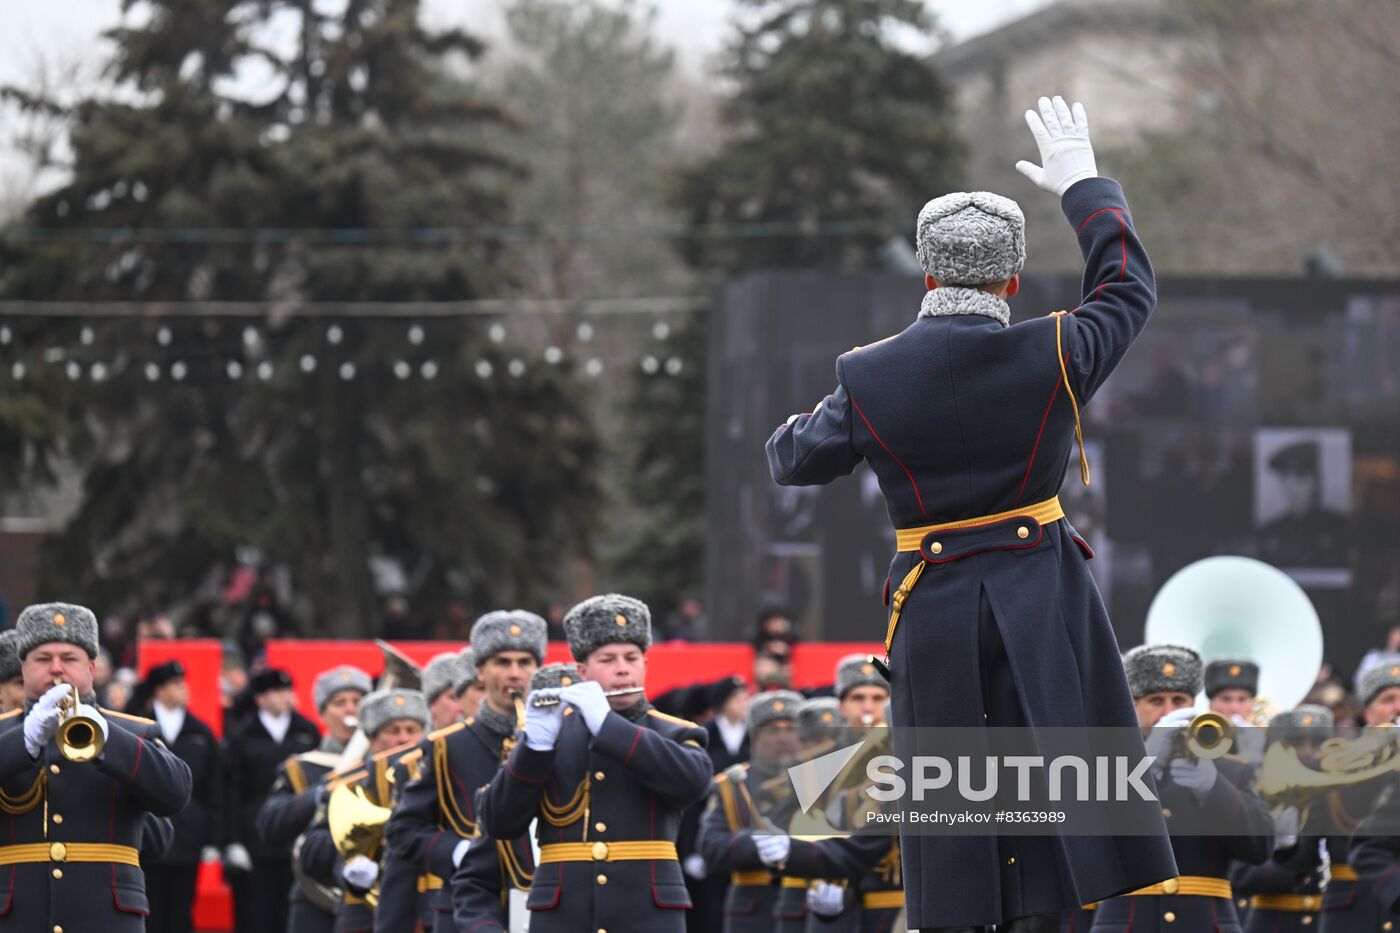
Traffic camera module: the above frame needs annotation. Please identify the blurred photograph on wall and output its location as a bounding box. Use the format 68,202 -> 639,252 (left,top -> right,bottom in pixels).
1255,427 -> 1352,582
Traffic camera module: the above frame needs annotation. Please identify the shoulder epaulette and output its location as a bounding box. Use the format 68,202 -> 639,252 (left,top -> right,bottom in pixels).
371,738 -> 422,763
102,708 -> 156,726
399,747 -> 424,766
428,721 -> 467,741
646,709 -> 700,731
329,768 -> 368,787
0,708 -> 22,720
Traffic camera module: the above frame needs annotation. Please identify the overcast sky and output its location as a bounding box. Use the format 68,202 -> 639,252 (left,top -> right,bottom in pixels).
1,0 -> 1057,87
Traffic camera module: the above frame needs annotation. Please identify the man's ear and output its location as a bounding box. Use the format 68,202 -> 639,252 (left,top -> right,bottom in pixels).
1006,275 -> 1021,298
924,274 -> 938,292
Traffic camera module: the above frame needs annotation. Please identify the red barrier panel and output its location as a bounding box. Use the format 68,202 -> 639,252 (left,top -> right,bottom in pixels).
790,643 -> 887,688
137,639 -> 227,738
193,861 -> 234,932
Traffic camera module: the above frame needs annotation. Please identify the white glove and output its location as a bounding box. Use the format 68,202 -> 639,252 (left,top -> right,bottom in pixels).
342,855 -> 379,890
523,689 -> 565,751
755,832 -> 791,867
683,853 -> 707,880
1273,805 -> 1300,851
74,702 -> 109,741
559,681 -> 611,735
452,838 -> 472,869
23,683 -> 72,758
200,846 -> 221,863
1230,714 -> 1252,728
1144,707 -> 1198,776
1168,755 -> 1218,799
1015,96 -> 1098,196
223,843 -> 253,873
807,881 -> 846,918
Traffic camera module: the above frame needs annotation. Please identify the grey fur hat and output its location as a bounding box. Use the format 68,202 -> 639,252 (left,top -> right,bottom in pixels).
916,191 -> 1026,285
0,630 -> 21,682
530,662 -> 581,692
470,610 -> 548,664
15,602 -> 100,661
562,594 -> 651,662
453,648 -> 479,696
1122,644 -> 1203,699
358,688 -> 430,739
796,697 -> 842,743
421,652 -> 465,705
1204,658 -> 1259,698
1358,656 -> 1400,706
312,665 -> 372,712
1267,704 -> 1334,746
835,653 -> 888,699
749,689 -> 804,731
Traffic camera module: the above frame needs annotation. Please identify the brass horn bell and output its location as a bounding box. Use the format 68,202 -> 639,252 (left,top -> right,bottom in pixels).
55,680 -> 105,763
327,782 -> 393,910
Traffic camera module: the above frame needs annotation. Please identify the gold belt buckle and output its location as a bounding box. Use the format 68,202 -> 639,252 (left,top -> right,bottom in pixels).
591,842 -> 609,861
1161,878 -> 1179,895
50,842 -> 67,862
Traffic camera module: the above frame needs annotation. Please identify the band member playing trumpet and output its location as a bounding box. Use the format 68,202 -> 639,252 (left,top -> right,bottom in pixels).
0,602 -> 192,933
385,610 -> 545,933
299,688 -> 429,932
477,594 -> 714,933
1088,645 -> 1273,932
258,665 -> 373,933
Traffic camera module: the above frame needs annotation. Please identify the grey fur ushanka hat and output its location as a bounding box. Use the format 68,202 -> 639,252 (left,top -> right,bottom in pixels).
453,648 -> 479,696
15,602 -> 100,661
0,630 -> 21,682
421,652 -> 465,705
748,690 -> 804,731
470,610 -> 548,664
358,688 -> 430,738
562,594 -> 651,662
1122,644 -> 1203,699
1358,656 -> 1400,707
312,665 -> 372,712
835,653 -> 888,699
530,662 -> 581,692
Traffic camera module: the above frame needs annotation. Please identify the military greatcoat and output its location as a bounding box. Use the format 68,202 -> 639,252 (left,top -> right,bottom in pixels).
765,177 -> 1178,926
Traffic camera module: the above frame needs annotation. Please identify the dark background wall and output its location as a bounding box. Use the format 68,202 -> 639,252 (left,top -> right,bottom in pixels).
706,271 -> 1400,682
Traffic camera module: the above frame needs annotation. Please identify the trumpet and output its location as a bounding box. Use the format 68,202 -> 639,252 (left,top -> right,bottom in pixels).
54,679 -> 104,762
530,686 -> 645,708
1181,711 -> 1235,761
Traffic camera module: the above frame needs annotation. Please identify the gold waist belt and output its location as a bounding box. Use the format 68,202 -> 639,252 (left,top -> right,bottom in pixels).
780,877 -> 810,889
863,890 -> 905,909
417,873 -> 443,893
1128,875 -> 1232,899
731,870 -> 772,886
1250,893 -> 1321,912
0,842 -> 140,866
1330,864 -> 1358,882
538,841 -> 677,863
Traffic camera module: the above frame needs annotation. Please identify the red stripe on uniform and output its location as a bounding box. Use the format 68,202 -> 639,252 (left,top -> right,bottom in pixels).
849,393 -> 928,519
1016,352 -> 1072,503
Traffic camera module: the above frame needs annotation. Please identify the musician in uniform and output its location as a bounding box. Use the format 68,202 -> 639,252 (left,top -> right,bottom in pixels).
1088,645 -> 1274,933
1316,661 -> 1400,932
0,602 -> 193,932
0,631 -> 22,713
1229,707 -> 1333,933
257,664 -> 372,933
423,652 -> 467,731
450,661 -> 577,932
764,95 -> 1176,929
458,648 -> 485,718
1206,659 -> 1259,725
137,660 -> 225,933
299,688 -> 430,933
477,593 -> 714,933
385,609 -> 546,933
1347,778 -> 1400,921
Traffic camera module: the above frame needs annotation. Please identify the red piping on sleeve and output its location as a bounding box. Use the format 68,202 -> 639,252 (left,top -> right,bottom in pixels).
849,393 -> 928,519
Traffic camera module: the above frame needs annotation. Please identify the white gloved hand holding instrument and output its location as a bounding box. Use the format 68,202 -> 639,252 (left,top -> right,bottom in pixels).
23,682 -> 72,758
1015,96 -> 1098,196
524,688 -> 565,751
807,881 -> 846,918
559,680 -> 612,735
341,854 -> 379,891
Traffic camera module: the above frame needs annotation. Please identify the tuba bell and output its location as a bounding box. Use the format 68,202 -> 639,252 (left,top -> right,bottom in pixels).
55,680 -> 105,762
327,782 -> 393,910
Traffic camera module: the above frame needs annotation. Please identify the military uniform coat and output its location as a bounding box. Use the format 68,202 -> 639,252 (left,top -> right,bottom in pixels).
0,704 -> 193,932
257,747 -> 343,933
450,830 -> 536,932
1347,779 -> 1400,921
1229,836 -> 1325,933
765,176 -> 1177,927
478,701 -> 713,933
385,714 -> 528,933
1090,757 -> 1274,933
1320,778 -> 1397,933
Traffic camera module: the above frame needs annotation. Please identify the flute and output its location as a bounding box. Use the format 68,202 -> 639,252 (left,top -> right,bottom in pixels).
531,686 -> 645,708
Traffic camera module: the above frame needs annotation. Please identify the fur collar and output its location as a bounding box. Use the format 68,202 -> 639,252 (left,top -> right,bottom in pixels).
918,286 -> 1010,327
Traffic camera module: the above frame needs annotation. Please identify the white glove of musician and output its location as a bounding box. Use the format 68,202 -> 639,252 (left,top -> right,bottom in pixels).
755,832 -> 792,867
1015,96 -> 1098,197
200,846 -> 221,863
683,853 -> 707,880
807,881 -> 846,918
560,681 -> 611,735
1168,755 -> 1218,799
23,683 -> 72,758
75,701 -> 109,741
342,855 -> 379,890
222,843 -> 253,873
452,838 -> 473,869
1144,707 -> 1198,778
1273,805 -> 1301,851
524,688 -> 565,751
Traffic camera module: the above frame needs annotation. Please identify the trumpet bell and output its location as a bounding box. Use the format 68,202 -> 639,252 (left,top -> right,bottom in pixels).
1145,556 -> 1322,712
327,783 -> 392,862
1185,712 -> 1233,760
54,681 -> 105,763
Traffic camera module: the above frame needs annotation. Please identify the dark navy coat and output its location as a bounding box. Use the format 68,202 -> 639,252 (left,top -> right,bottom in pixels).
1347,779 -> 1400,922
0,704 -> 193,932
1090,756 -> 1274,933
765,177 -> 1178,926
1230,835 -> 1324,933
477,701 -> 713,933
1323,778 -> 1399,932
258,747 -> 343,933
